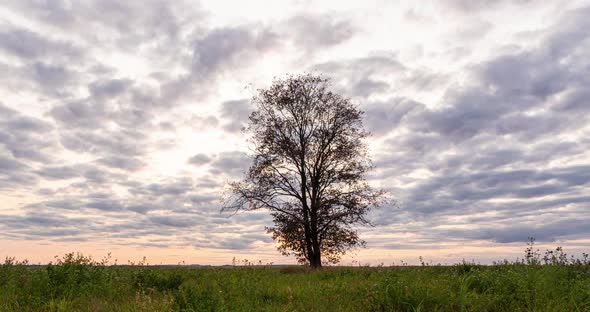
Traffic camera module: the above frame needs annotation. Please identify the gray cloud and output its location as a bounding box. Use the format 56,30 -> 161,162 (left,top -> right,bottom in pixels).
149,215 -> 199,228
411,9 -> 590,143
311,53 -> 450,101
0,1 -> 588,259
86,199 -> 125,211
363,6 -> 590,247
439,217 -> 590,244
89,79 -> 134,99
141,180 -> 193,196
97,156 -> 145,171
193,232 -> 272,250
30,62 -> 77,91
352,78 -> 390,97
59,130 -> 147,156
220,99 -> 253,132
36,165 -> 85,180
0,155 -> 27,171
0,104 -> 56,190
314,54 -> 405,82
0,104 -> 56,163
441,0 -> 535,13
364,98 -> 424,136
0,27 -> 82,60
1,0 -> 193,53
188,154 -> 212,165
188,151 -> 252,178
288,14 -> 356,51
0,2 -> 277,251
209,151 -> 251,177
191,26 -> 279,79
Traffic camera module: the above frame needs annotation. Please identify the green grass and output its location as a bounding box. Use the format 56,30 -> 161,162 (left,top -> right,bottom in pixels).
1,252 -> 589,311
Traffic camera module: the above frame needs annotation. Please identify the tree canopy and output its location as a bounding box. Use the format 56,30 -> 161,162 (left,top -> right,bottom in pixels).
223,74 -> 385,268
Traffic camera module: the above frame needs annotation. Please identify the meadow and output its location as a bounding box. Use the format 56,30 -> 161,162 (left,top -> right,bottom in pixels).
1,248 -> 589,311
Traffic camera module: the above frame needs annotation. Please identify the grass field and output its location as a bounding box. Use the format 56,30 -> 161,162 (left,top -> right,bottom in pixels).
1,249 -> 589,311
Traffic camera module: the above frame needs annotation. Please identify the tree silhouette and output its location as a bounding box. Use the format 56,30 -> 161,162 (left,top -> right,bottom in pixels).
223,74 -> 385,268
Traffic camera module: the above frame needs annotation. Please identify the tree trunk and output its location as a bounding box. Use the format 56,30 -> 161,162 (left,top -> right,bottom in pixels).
309,205 -> 322,268
310,241 -> 322,268
302,209 -> 314,267
299,136 -> 318,268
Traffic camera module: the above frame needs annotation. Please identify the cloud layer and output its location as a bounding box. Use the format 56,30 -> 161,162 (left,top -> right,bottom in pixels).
0,0 -> 588,263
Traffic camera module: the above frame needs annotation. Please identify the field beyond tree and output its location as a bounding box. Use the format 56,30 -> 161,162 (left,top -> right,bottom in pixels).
1,249 -> 589,311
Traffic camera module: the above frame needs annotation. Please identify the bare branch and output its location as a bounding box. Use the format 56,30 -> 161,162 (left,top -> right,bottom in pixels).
222,74 -> 387,267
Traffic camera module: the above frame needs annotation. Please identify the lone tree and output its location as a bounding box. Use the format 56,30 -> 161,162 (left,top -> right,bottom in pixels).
223,74 -> 384,268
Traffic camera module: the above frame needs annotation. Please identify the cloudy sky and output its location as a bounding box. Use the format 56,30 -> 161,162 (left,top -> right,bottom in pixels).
1,0 -> 589,265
